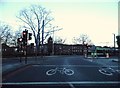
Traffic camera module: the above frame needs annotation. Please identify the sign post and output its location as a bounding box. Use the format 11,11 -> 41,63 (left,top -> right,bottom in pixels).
91,45 -> 96,58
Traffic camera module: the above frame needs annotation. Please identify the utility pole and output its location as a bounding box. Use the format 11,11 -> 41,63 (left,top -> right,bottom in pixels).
52,27 -> 55,55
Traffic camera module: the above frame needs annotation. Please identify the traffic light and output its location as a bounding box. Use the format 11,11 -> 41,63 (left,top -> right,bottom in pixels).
17,38 -> 22,43
28,33 -> 32,40
22,30 -> 28,41
17,38 -> 23,52
22,29 -> 28,46
47,36 -> 53,55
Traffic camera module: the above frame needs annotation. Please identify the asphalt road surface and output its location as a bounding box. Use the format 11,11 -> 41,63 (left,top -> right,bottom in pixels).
2,56 -> 120,88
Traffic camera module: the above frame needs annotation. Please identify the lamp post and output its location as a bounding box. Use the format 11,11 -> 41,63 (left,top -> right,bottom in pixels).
113,33 -> 116,56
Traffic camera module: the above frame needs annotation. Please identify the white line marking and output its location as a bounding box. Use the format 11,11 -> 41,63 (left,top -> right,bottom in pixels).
46,68 -> 56,76
32,65 -> 119,67
1,81 -> 120,85
69,83 -> 75,88
87,57 -> 108,58
99,69 -> 113,76
46,67 -> 74,76
116,70 -> 120,73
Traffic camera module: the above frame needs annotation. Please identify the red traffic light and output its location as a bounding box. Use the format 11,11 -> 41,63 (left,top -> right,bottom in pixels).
22,30 -> 28,42
17,38 -> 22,42
23,32 -> 26,35
19,38 -> 22,42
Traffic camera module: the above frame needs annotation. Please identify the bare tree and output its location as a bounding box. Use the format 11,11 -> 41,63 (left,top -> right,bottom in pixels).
73,34 -> 93,55
17,5 -> 60,51
72,37 -> 79,44
0,22 -> 13,45
10,28 -> 22,46
54,37 -> 66,44
72,34 -> 93,45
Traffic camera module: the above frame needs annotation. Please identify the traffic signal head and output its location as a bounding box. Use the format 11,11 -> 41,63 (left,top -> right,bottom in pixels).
22,30 -> 28,41
28,33 -> 32,40
17,38 -> 22,43
22,29 -> 28,46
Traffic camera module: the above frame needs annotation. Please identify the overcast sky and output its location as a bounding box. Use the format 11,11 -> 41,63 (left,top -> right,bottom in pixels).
0,0 -> 119,46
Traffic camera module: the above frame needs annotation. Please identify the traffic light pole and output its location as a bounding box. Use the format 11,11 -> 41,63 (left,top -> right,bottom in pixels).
20,43 -> 22,63
22,29 -> 28,64
25,46 -> 27,64
17,29 -> 32,64
17,38 -> 23,63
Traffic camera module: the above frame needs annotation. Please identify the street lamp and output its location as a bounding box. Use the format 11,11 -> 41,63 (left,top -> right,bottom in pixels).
113,33 -> 116,56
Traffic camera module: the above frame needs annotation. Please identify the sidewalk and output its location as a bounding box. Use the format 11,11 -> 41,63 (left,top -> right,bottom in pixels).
2,62 -> 29,76
2,56 -> 39,76
2,56 -> 52,75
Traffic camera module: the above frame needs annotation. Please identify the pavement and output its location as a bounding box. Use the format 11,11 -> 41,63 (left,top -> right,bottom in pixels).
2,57 -> 35,76
2,55 -> 61,75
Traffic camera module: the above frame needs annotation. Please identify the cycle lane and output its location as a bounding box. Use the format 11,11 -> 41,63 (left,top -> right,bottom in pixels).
2,64 -> 120,84
2,56 -> 120,87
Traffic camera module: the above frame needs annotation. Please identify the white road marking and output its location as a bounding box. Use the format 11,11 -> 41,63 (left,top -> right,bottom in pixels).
68,83 -> 75,88
32,65 -> 119,68
87,57 -> 109,58
46,67 -> 74,76
1,81 -> 120,85
116,70 -> 120,73
98,69 -> 113,76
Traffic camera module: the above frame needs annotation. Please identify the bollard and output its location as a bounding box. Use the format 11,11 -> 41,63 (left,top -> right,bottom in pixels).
106,53 -> 109,58
84,53 -> 87,58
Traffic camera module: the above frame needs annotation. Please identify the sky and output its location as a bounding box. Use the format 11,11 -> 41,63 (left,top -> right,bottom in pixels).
0,0 -> 119,47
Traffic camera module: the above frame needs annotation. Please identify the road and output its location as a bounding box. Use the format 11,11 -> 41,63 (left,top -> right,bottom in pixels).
2,55 -> 120,88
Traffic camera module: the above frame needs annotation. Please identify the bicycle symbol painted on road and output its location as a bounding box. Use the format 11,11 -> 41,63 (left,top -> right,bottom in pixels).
99,67 -> 120,76
46,67 -> 74,76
